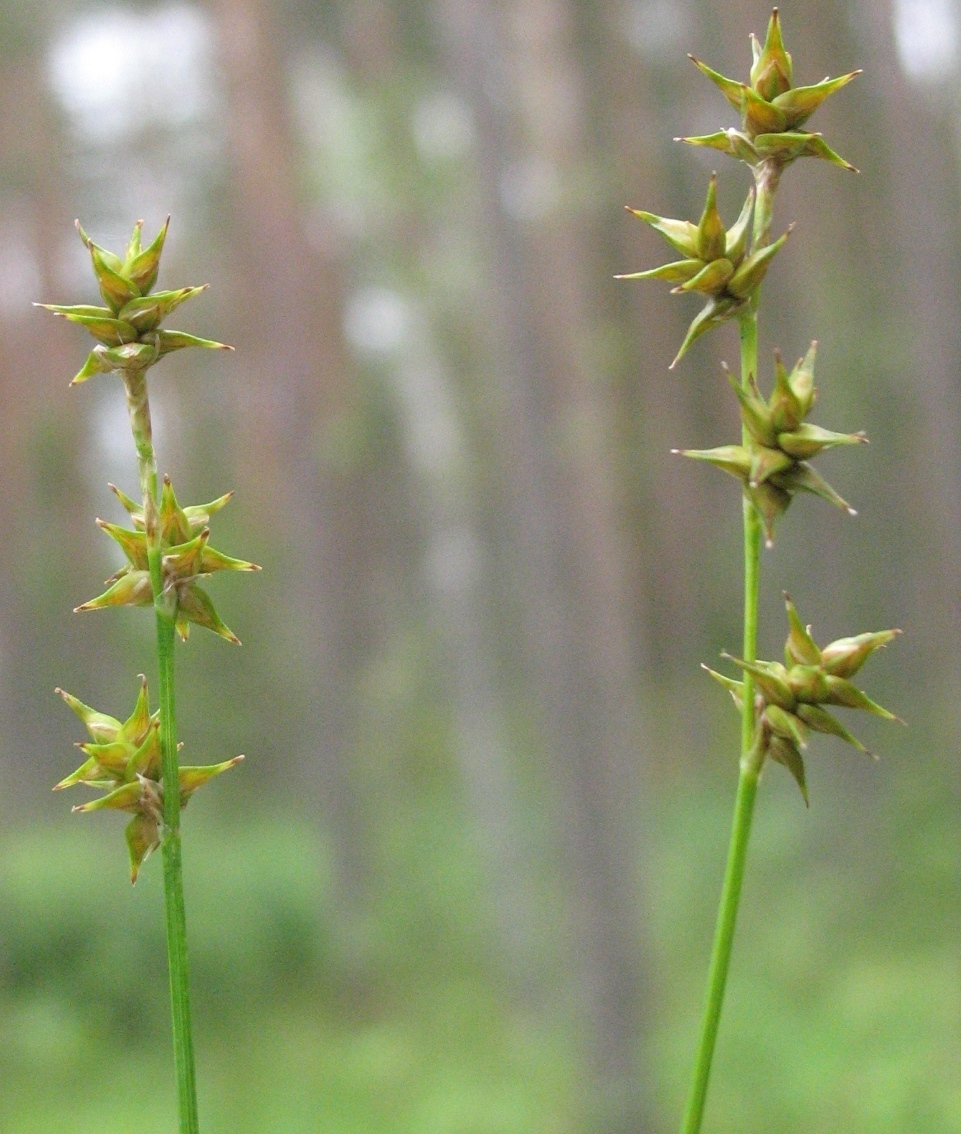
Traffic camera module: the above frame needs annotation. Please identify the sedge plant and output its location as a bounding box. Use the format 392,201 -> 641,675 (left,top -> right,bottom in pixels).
618,11 -> 901,1132
38,218 -> 257,1134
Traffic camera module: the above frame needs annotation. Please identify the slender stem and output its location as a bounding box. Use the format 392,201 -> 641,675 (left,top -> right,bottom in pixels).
752,159 -> 782,251
121,370 -> 200,1134
738,311 -> 761,755
678,739 -> 764,1134
678,310 -> 763,1134
158,636 -> 198,1134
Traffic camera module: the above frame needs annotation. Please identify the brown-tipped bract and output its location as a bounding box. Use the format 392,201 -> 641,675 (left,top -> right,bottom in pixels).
706,596 -> 901,803
678,344 -> 866,545
35,218 -> 231,385
56,677 -> 243,882
618,174 -> 789,366
682,9 -> 860,173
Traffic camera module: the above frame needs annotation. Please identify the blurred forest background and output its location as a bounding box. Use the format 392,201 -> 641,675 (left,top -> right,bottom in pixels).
0,0 -> 958,1131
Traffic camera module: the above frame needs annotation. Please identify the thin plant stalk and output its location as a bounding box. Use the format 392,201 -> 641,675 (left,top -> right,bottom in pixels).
752,160 -> 780,248
45,219 -> 249,1133
622,13 -> 873,1131
122,367 -> 200,1134
677,308 -> 764,1134
678,742 -> 763,1134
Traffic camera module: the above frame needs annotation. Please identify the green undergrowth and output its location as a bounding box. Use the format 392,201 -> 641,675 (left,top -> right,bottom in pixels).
0,734 -> 956,1132
0,817 -> 579,1134
645,736 -> 961,1134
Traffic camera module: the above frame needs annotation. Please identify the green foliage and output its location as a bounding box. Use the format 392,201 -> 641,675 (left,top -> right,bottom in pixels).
0,751 -> 955,1134
645,748 -> 961,1134
0,819 -> 579,1133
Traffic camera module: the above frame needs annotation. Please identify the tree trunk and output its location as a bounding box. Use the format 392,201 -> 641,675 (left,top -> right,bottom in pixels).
209,0 -> 378,915
433,1 -> 650,1126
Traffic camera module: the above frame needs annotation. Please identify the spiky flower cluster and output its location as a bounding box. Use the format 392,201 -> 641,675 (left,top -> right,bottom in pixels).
622,9 -> 858,365
619,10 -> 898,802
37,218 -> 230,385
678,343 -> 866,545
41,217 -> 255,878
618,175 -> 790,366
683,8 -> 860,172
706,597 -> 900,803
79,477 -> 260,644
56,678 -> 242,881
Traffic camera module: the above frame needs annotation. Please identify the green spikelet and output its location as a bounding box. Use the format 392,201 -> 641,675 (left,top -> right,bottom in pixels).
78,475 -> 259,642
682,9 -> 860,173
56,677 -> 243,882
617,174 -> 789,366
35,218 -> 232,385
678,347 -> 866,545
708,596 -> 901,802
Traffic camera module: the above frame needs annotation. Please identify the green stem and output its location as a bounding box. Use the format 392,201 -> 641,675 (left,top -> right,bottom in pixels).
678,740 -> 764,1134
738,311 -> 761,756
678,310 -> 763,1134
752,159 -> 782,251
121,370 -> 200,1134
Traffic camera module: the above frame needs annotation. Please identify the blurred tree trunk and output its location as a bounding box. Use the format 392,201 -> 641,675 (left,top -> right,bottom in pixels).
434,1 -> 650,1127
0,46 -> 91,804
593,3 -> 712,676
209,0 -> 379,915
854,0 -> 961,683
337,0 -> 541,965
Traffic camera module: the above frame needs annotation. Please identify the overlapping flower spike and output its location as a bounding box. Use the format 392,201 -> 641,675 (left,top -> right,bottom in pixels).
35,218 -> 232,385
681,8 -> 860,173
76,476 -> 260,643
55,677 -> 243,881
617,174 -> 790,367
704,595 -> 901,803
676,342 -> 866,546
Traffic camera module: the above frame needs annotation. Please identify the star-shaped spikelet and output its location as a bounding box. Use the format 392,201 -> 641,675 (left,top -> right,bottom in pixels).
56,677 -> 243,881
676,343 -> 866,545
36,218 -> 231,385
618,174 -> 789,366
705,596 -> 901,803
77,477 -> 260,643
681,8 -> 860,173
